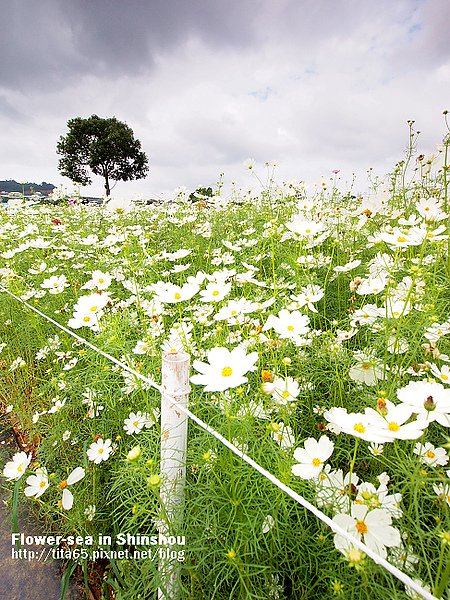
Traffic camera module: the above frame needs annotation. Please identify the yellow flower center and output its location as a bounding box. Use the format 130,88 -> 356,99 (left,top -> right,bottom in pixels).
441,374 -> 449,381
83,316 -> 91,322
426,450 -> 436,459
212,290 -> 220,296
90,306 -> 97,312
40,481 -> 47,488
222,367 -> 233,377
312,457 -> 322,467
174,292 -> 181,299
397,236 -> 407,243
282,390 -> 291,399
60,480 -> 68,489
287,325 -> 295,331
98,448 -> 104,454
361,363 -> 371,370
388,422 -> 400,431
355,520 -> 368,535
354,423 -> 366,433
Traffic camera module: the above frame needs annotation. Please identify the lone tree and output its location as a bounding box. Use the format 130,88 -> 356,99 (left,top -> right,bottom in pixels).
57,115 -> 149,196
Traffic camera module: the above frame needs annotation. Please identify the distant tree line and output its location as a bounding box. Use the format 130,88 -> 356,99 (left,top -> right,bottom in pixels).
0,180 -> 56,195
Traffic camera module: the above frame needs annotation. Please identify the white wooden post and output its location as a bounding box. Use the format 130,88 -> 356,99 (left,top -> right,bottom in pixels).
158,350 -> 190,600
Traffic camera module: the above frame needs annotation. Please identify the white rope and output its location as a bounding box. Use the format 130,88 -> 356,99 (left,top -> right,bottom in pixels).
0,284 -> 438,600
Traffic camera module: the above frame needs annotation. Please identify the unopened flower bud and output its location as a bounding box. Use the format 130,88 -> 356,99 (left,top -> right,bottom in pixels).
127,446 -> 141,461
424,395 -> 436,411
147,474 -> 161,487
261,369 -> 273,382
377,398 -> 387,415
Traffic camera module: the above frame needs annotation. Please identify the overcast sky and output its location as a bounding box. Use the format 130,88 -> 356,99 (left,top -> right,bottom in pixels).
1,0 -> 449,199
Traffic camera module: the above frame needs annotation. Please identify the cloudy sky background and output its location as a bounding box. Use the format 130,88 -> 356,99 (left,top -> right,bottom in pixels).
1,0 -> 449,199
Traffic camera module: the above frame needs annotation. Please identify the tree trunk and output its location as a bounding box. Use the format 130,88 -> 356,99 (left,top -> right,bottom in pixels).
104,171 -> 111,196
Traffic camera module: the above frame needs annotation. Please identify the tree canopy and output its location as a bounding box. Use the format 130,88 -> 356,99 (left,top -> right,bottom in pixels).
57,115 -> 149,196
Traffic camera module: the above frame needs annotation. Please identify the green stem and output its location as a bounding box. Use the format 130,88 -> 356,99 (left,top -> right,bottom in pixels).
348,438 -> 359,510
434,549 -> 450,598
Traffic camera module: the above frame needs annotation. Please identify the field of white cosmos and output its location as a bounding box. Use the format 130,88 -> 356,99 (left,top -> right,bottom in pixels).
1,145 -> 450,599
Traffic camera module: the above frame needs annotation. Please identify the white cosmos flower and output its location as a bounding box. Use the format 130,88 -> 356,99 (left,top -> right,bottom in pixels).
41,274 -> 69,294
396,380 -> 450,426
285,217 -> 325,238
324,407 -> 392,443
413,442 -> 449,466
349,350 -> 386,386
355,481 -> 403,519
416,197 -> 447,222
24,468 -> 49,498
243,158 -> 256,170
270,376 -> 300,405
355,276 -> 387,296
9,356 -> 26,371
87,438 -> 113,464
271,422 -> 295,449
2,451 -> 32,481
68,309 -> 103,331
152,281 -> 199,304
262,514 -> 275,533
316,468 -> 359,511
333,259 -> 361,273
47,397 -> 66,413
199,281 -> 232,303
263,309 -> 310,341
190,346 -> 258,392
333,504 -> 402,559
60,467 -> 85,510
378,228 -> 423,249
433,482 -> 450,506
350,304 -> 381,327
124,412 -> 147,435
213,298 -> 257,321
289,285 -> 324,312
387,335 -> 409,354
73,292 -> 111,314
369,443 -> 384,456
28,261 -> 47,274
429,363 -> 450,385
364,400 -> 428,440
133,340 -> 153,355
81,270 -> 112,290
424,322 -> 450,342
381,298 -> 412,319
291,436 -> 334,480
123,410 -> 159,435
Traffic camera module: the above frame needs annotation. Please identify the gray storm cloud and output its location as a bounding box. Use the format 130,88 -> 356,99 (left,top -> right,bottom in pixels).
1,0 -> 262,89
